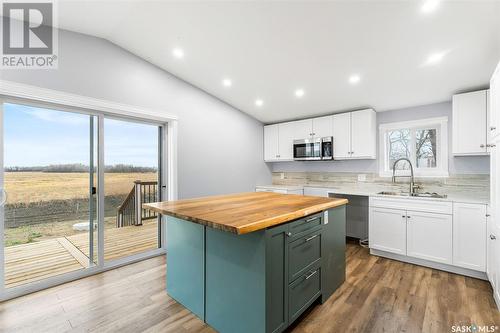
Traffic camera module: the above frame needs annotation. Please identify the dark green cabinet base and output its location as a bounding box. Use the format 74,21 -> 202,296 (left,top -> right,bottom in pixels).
166,206 -> 346,333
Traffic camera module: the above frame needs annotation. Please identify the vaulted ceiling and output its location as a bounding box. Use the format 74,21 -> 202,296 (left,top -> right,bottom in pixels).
57,1 -> 500,123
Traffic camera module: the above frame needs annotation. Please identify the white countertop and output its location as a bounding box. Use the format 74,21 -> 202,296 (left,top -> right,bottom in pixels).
259,183 -> 489,205
255,184 -> 305,191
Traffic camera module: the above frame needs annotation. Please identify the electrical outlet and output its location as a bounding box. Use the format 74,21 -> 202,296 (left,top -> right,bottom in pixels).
357,174 -> 367,182
280,172 -> 285,180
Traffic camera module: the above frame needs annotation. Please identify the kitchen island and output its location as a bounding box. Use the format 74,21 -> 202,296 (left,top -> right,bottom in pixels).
144,192 -> 347,333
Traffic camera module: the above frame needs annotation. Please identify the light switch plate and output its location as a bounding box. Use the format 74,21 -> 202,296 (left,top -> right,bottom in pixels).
324,210 -> 329,224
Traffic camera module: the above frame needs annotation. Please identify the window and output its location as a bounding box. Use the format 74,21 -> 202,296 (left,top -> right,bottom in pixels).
379,117 -> 448,177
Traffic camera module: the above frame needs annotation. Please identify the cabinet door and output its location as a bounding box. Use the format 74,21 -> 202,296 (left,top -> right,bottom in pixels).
453,203 -> 487,271
264,124 -> 279,161
407,211 -> 452,265
332,113 -> 351,159
452,90 -> 488,155
490,63 -> 500,140
351,109 -> 376,159
293,119 -> 313,140
312,115 -> 333,138
278,122 -> 296,160
265,224 -> 289,333
369,207 -> 406,255
487,213 -> 500,303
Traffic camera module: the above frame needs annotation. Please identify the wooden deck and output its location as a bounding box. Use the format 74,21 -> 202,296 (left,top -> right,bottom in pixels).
4,221 -> 158,289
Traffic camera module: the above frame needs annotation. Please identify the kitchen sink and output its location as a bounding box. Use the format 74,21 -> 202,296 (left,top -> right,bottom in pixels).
377,191 -> 447,199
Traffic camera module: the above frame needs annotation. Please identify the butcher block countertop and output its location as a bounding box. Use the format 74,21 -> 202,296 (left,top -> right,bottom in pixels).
143,192 -> 348,235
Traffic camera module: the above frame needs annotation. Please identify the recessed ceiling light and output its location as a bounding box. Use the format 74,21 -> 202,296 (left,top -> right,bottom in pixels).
421,0 -> 440,13
295,89 -> 305,98
424,51 -> 447,66
349,74 -> 361,85
255,99 -> 264,107
222,79 -> 232,87
172,48 -> 184,59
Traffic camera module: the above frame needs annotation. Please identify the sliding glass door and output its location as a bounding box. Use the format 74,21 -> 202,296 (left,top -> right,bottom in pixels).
1,102 -> 97,289
103,118 -> 161,262
0,100 -> 165,294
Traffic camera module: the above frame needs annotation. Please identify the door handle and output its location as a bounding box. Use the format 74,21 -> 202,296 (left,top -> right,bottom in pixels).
305,234 -> 319,242
480,144 -> 486,148
306,216 -> 320,223
286,232 -> 292,237
491,234 -> 497,240
305,270 -> 317,280
491,126 -> 497,131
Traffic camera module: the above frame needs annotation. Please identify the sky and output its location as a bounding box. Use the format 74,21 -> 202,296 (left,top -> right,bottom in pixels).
3,103 -> 159,168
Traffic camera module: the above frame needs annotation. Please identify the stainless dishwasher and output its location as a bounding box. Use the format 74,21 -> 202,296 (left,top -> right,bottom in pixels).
328,193 -> 368,241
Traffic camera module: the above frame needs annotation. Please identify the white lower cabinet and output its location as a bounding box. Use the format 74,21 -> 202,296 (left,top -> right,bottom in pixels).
369,207 -> 406,255
406,210 -> 452,265
370,197 -> 487,277
453,203 -> 487,271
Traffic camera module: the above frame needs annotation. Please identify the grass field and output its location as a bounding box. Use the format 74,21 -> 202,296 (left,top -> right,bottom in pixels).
3,172 -> 159,246
4,172 -> 158,204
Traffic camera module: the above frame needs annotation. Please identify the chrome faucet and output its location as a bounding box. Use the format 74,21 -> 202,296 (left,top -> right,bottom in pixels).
392,158 -> 419,195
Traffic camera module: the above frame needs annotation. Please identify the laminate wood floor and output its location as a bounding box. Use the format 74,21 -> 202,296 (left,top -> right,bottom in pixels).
1,242 -> 499,333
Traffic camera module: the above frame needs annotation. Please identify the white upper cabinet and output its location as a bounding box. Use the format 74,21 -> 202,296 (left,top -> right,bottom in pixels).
293,119 -> 313,139
351,109 -> 377,159
264,109 -> 375,162
264,122 -> 296,162
311,115 -> 333,138
490,61 -> 500,140
332,112 -> 351,159
264,124 -> 279,161
453,203 -> 487,272
452,90 -> 489,155
333,109 -> 376,160
278,122 -> 296,160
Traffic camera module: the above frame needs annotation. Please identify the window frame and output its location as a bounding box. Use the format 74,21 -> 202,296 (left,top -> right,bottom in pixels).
379,117 -> 449,178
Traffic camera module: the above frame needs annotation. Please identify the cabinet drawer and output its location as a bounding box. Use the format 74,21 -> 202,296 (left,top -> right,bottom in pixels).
289,213 -> 322,241
289,229 -> 322,282
370,196 -> 452,215
288,265 -> 321,324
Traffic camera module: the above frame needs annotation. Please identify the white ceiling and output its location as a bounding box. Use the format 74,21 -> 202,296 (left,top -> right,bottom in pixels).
56,1 -> 500,123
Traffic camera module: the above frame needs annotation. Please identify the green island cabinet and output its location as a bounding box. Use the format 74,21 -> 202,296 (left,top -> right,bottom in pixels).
166,206 -> 346,333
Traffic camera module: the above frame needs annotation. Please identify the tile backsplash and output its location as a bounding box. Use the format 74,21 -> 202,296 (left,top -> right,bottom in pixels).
271,172 -> 489,195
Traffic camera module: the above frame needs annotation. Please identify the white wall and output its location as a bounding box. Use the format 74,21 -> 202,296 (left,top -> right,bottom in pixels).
272,102 -> 490,175
0,29 -> 272,198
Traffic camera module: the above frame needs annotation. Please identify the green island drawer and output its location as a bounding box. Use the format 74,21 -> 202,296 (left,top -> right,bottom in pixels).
288,263 -> 322,324
288,228 -> 322,282
288,213 -> 323,241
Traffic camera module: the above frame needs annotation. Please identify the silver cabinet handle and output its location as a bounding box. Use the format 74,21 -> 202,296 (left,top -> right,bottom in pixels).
286,232 -> 292,237
305,234 -> 319,242
486,214 -> 491,217
407,216 -> 411,219
306,216 -> 320,223
491,144 -> 497,148
402,215 -> 406,218
480,144 -> 486,148
491,126 -> 497,131
305,270 -> 317,280
491,234 -> 497,240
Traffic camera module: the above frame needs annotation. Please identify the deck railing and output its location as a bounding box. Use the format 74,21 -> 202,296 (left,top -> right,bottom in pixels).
116,180 -> 158,227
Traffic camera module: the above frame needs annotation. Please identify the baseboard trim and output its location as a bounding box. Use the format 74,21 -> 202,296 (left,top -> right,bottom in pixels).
370,249 -> 488,280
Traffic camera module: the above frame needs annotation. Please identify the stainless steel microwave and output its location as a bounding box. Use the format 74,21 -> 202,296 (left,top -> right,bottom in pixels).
293,137 -> 333,160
